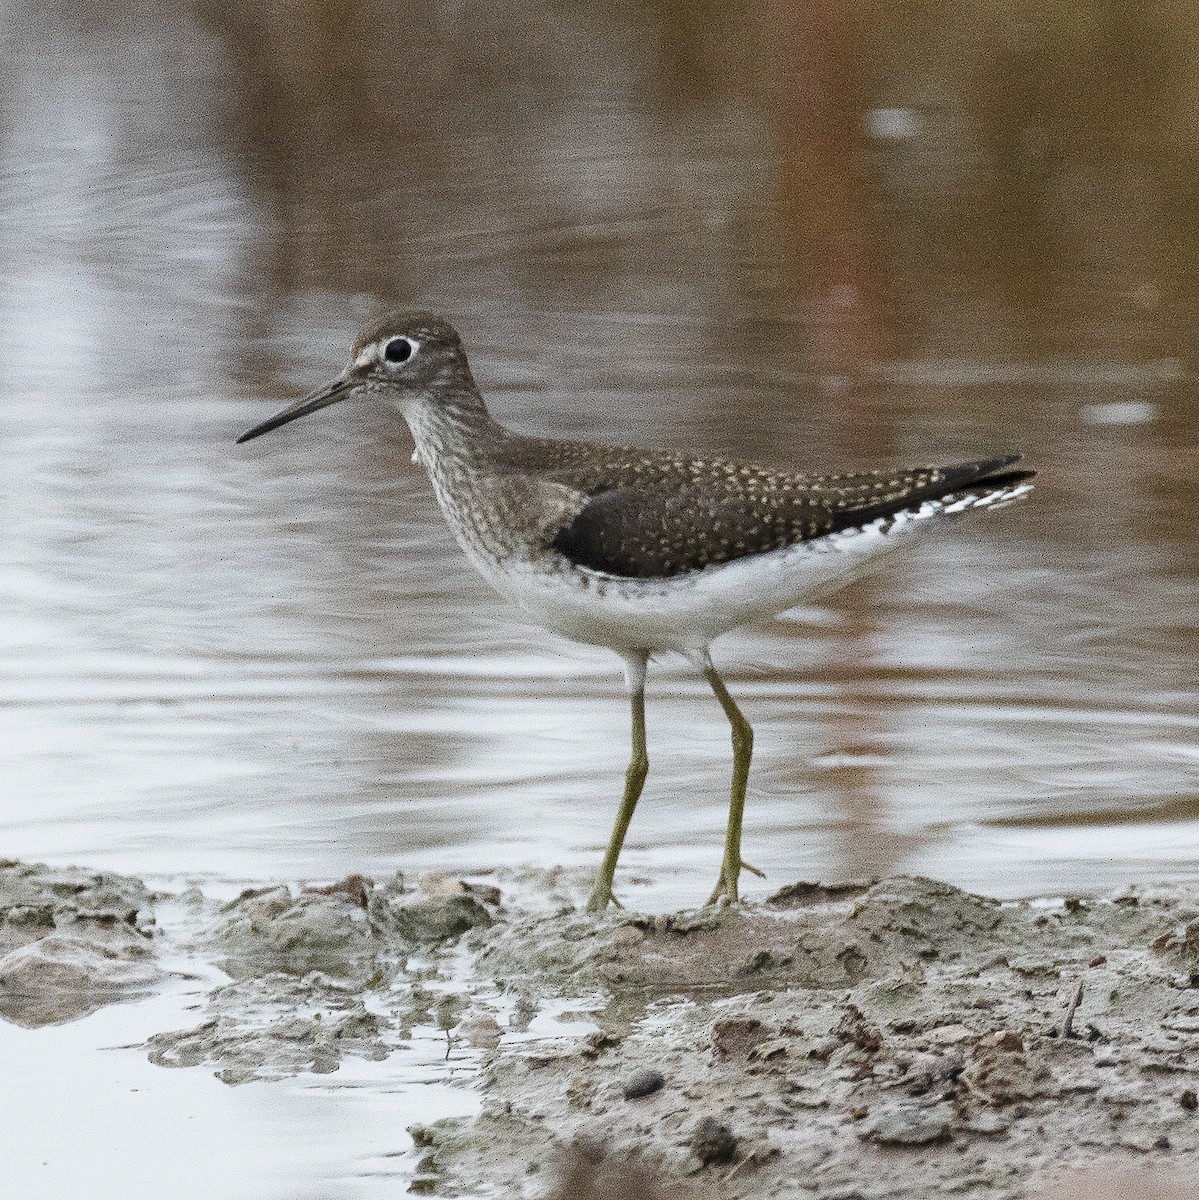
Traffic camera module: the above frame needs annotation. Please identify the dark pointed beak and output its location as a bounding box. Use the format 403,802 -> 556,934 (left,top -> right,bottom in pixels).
236,374 -> 354,444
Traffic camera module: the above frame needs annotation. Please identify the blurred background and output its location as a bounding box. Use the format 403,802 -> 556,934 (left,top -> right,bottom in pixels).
2,0 -> 1198,908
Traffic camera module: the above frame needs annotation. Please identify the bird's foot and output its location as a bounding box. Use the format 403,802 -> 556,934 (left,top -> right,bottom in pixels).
585,882 -> 624,913
705,858 -> 764,907
706,865 -> 741,907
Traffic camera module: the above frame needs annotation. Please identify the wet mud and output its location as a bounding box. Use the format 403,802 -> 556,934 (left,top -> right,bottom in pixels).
3,861 -> 1197,1195
0,860 -> 161,1026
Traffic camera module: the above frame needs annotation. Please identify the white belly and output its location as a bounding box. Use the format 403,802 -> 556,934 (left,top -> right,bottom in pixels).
452,481 -> 1033,656
498,533 -> 890,654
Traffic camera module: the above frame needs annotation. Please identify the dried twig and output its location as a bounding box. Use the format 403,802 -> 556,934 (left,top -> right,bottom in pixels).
1061,977 -> 1084,1039
722,1154 -> 751,1183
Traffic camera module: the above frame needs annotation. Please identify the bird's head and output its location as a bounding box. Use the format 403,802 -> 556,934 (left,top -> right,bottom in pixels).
237,311 -> 479,444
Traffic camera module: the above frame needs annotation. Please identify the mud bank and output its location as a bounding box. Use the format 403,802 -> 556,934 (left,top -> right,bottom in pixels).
0,859 -> 161,1026
435,876 -> 1199,1197
3,863 -> 1197,1196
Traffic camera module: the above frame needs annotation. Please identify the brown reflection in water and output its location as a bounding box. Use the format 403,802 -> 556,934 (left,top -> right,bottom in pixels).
968,5 -> 1184,341
186,0 -> 1199,440
11,0 -> 1195,365
774,0 -> 888,375
814,577 -> 927,882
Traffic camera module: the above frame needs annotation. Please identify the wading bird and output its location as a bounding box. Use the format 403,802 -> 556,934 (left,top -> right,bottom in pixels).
239,313 -> 1034,910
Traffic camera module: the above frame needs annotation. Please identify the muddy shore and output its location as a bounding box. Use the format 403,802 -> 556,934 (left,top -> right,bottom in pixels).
2,858 -> 1196,1196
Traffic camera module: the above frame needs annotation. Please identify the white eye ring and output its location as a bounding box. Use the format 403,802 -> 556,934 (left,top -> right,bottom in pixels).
383,336 -> 417,364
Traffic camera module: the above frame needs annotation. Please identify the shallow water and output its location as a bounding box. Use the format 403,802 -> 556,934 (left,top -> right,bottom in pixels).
3,0 -> 1198,1193
0,985 -> 481,1199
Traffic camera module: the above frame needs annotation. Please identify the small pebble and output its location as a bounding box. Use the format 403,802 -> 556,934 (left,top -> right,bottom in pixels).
690,1116 -> 737,1165
621,1067 -> 665,1099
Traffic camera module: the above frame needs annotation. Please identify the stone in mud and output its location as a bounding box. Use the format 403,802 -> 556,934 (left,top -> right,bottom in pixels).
690,1116 -> 738,1166
621,1067 -> 665,1099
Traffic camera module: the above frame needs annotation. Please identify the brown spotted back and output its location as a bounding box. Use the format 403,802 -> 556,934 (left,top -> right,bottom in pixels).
496,437 -> 1030,578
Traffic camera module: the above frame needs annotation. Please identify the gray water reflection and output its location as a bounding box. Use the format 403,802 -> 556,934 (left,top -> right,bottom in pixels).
2,0 -> 1199,1191
0,981 -> 481,1198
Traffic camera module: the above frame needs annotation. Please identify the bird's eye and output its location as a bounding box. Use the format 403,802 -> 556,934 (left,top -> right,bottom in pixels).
383,337 -> 414,363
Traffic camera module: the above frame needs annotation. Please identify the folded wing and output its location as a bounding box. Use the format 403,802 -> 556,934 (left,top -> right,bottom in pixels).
548,455 -> 1034,579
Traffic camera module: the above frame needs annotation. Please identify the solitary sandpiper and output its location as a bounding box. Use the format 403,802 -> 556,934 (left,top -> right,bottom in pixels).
238,312 -> 1035,911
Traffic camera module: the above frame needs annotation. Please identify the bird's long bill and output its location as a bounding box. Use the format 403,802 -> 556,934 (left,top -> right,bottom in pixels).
236,376 -> 353,444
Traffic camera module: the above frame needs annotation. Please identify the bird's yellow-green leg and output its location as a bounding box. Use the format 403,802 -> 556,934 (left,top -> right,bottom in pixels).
587,651 -> 649,912
700,655 -> 755,906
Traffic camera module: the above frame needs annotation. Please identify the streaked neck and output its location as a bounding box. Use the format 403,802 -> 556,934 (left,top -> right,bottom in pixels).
397,387 -> 509,472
